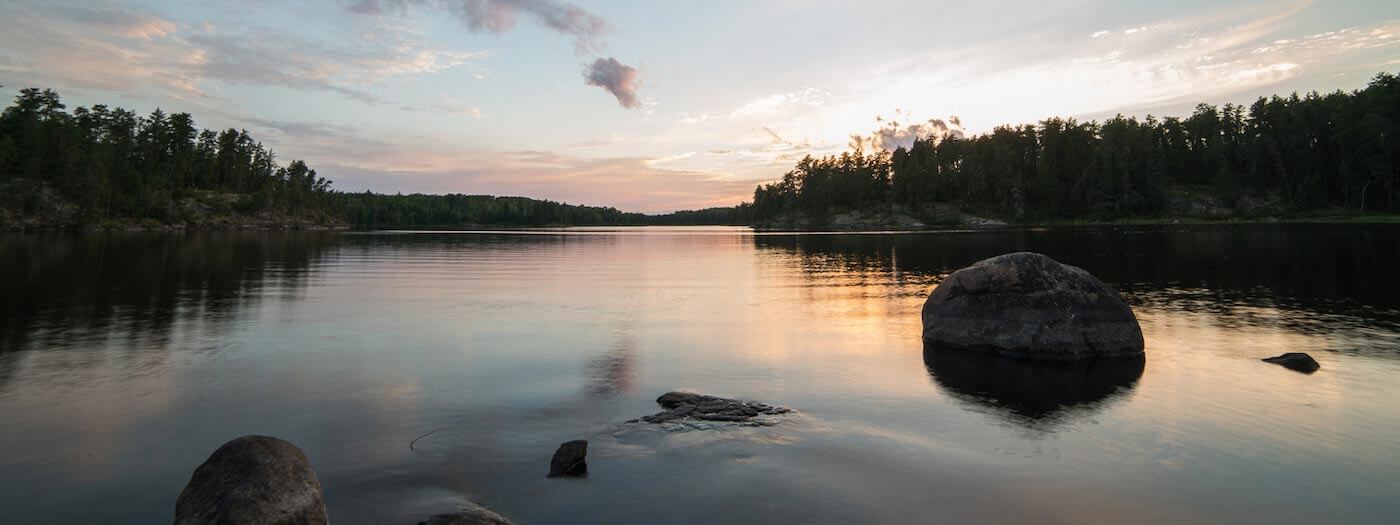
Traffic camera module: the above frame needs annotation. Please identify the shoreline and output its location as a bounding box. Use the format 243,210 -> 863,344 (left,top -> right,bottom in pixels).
6,214 -> 1400,234
751,213 -> 1400,232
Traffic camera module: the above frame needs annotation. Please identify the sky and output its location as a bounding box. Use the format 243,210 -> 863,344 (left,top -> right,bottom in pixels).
1,0 -> 1398,212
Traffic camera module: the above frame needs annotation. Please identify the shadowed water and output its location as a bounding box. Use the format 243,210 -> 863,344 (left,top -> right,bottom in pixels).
2,225 -> 1399,524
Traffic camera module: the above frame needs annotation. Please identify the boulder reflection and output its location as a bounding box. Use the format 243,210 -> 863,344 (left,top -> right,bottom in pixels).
923,343 -> 1145,427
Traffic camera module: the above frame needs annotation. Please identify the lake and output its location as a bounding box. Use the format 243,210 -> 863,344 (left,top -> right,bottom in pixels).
2,225 -> 1399,524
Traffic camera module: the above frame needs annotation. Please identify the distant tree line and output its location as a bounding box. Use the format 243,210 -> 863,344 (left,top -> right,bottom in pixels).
0,87 -> 744,228
752,72 -> 1400,221
339,192 -> 648,227
338,193 -> 757,227
0,88 -> 334,223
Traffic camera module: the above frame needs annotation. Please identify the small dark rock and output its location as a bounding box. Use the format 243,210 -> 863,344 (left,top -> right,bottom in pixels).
547,440 -> 588,478
419,504 -> 512,525
1262,352 -> 1320,373
174,435 -> 327,525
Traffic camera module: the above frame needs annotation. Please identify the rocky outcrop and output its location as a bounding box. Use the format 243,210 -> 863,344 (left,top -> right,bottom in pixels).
419,504 -> 512,525
632,392 -> 791,427
547,440 -> 588,478
921,252 -> 1145,360
174,435 -> 328,525
1262,352 -> 1320,373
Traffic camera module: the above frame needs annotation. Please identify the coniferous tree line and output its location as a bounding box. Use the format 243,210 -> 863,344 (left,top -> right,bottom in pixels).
0,88 -> 756,228
0,88 -> 335,224
752,72 -> 1400,221
339,192 -> 650,227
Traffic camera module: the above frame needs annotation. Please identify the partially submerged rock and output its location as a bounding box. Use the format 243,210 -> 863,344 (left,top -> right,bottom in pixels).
637,392 -> 791,426
922,252 -> 1144,360
1262,352 -> 1320,373
547,440 -> 588,478
419,504 -> 512,525
174,435 -> 328,525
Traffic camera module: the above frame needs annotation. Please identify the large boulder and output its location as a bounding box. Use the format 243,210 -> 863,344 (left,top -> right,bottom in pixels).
922,252 -> 1144,359
174,436 -> 327,525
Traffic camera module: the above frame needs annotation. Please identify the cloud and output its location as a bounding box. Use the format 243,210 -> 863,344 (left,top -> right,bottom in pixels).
584,57 -> 641,108
840,1 -> 1400,137
0,3 -> 484,106
399,92 -> 484,117
679,87 -> 831,123
350,0 -> 642,109
349,0 -> 609,52
849,110 -> 965,152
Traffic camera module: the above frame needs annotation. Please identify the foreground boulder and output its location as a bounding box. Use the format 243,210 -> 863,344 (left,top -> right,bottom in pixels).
419,504 -> 512,525
922,252 -> 1144,360
637,392 -> 791,425
175,435 -> 327,525
547,440 -> 588,478
1262,352 -> 1320,373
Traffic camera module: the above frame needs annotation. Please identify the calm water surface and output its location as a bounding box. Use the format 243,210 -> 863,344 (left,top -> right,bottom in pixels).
2,226 -> 1399,524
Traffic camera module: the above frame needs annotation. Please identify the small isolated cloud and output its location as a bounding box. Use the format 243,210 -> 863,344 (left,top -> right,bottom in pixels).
584,57 -> 641,108
1090,30 -> 1110,38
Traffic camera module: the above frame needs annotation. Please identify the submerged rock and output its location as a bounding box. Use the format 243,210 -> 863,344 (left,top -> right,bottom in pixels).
1262,352 -> 1320,373
922,252 -> 1145,360
547,440 -> 588,478
174,435 -> 327,525
639,392 -> 791,427
419,504 -> 512,525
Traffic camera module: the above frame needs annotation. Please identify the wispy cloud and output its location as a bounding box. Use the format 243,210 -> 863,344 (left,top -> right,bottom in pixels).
347,0 -> 644,109
832,1 -> 1398,136
678,87 -> 830,124
0,2 -> 484,105
348,0 -> 609,52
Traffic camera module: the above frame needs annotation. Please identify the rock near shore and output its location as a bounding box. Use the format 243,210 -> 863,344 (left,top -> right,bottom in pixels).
547,440 -> 588,478
922,252 -> 1144,359
1262,352 -> 1321,373
638,392 -> 791,426
174,435 -> 328,525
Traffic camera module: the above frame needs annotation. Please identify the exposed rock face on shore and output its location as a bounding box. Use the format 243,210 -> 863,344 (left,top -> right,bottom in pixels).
922,252 -> 1144,359
174,436 -> 328,525
1262,352 -> 1321,373
634,392 -> 791,429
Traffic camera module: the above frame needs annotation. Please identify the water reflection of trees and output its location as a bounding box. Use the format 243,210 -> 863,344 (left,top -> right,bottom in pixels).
753,225 -> 1400,335
0,232 -> 337,353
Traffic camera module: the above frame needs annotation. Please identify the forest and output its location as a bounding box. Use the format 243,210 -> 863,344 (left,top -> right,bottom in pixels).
751,72 -> 1400,222
5,73 -> 1399,229
0,87 -> 337,227
0,87 -> 682,228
